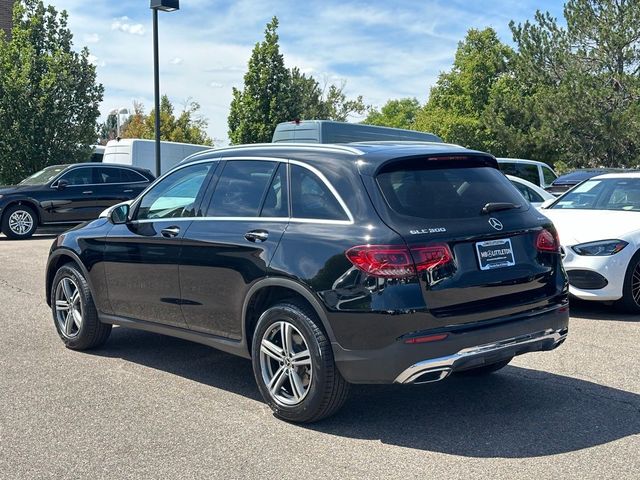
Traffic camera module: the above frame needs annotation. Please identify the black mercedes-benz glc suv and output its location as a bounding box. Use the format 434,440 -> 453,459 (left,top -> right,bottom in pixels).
45,142 -> 569,422
0,163 -> 154,239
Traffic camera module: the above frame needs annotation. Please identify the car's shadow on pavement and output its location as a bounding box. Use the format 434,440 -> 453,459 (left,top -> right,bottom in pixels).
0,234 -> 57,241
570,298 -> 640,322
93,327 -> 640,459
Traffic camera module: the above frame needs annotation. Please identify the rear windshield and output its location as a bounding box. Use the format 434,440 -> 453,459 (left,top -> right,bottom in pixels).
376,159 -> 525,219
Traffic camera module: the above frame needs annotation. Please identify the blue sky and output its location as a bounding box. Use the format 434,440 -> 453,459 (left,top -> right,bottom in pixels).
53,0 -> 565,144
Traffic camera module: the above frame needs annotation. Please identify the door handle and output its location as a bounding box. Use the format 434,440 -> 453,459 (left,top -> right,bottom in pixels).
82,190 -> 93,195
161,226 -> 180,238
244,229 -> 269,242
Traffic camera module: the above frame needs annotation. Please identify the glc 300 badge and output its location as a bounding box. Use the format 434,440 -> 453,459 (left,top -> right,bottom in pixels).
488,218 -> 503,231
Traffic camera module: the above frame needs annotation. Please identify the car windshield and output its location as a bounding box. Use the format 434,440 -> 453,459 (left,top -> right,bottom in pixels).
552,178 -> 640,211
19,165 -> 69,185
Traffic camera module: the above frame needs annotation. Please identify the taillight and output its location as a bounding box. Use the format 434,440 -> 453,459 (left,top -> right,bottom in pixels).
536,229 -> 560,253
345,244 -> 453,278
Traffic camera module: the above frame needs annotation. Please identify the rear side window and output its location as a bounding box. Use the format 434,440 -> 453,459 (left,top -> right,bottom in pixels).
260,163 -> 288,217
94,167 -> 147,184
377,159 -> 525,219
59,168 -> 93,185
290,165 -> 348,221
512,181 -> 543,203
207,160 -> 277,217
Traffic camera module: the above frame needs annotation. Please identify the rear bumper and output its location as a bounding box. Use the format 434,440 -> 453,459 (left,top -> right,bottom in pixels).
332,304 -> 569,384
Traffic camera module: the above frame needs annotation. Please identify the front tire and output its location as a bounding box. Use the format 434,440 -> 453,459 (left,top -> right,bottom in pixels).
251,301 -> 349,423
51,263 -> 112,350
617,251 -> 640,313
1,204 -> 37,239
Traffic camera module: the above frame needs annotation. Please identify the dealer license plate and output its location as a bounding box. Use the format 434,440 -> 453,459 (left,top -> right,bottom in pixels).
475,238 -> 515,271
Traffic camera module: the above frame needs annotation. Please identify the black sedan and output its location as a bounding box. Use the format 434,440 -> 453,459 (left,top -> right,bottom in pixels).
0,163 -> 154,239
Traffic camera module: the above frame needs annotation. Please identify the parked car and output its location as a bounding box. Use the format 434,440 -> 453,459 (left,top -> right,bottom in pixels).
497,158 -> 557,189
46,142 -> 569,422
103,138 -> 211,175
540,172 -> 640,311
507,175 -> 556,207
545,168 -> 625,196
0,163 -> 154,239
272,120 -> 443,144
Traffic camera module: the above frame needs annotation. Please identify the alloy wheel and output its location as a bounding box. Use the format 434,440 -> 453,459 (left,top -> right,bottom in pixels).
54,277 -> 83,338
632,262 -> 640,307
259,321 -> 313,406
8,210 -> 34,236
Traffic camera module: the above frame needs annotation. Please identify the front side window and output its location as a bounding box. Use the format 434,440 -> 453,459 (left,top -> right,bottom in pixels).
58,168 -> 94,186
207,160 -> 278,217
290,165 -> 348,221
136,163 -> 212,220
515,164 -> 540,185
542,166 -> 557,185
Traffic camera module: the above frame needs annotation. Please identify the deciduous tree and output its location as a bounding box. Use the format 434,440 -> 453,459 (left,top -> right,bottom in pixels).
0,0 -> 103,184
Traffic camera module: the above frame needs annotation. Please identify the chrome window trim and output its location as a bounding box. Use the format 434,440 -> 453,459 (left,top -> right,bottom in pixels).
133,216 -> 352,225
51,164 -> 149,188
130,156 -> 354,225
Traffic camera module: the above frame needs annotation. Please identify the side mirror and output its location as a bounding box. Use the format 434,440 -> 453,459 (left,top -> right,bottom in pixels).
110,203 -> 130,224
56,179 -> 69,190
539,198 -> 555,209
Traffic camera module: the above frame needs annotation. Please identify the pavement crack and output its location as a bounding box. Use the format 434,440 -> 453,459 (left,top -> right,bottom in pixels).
0,278 -> 34,297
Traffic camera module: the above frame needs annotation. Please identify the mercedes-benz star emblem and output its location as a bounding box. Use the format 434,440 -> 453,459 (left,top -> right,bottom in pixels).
488,218 -> 503,231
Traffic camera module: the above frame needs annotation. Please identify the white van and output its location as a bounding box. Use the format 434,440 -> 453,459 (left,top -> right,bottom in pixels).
497,158 -> 557,189
103,139 -> 211,175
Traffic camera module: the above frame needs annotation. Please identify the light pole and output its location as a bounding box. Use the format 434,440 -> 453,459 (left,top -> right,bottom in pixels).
150,0 -> 179,177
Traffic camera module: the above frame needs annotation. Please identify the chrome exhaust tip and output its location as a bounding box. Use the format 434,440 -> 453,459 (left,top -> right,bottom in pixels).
403,367 -> 452,385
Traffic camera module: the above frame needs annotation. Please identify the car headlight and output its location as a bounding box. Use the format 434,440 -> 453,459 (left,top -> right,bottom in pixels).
571,240 -> 628,256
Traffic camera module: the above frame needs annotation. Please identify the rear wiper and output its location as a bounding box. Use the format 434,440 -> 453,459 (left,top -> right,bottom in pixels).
481,202 -> 522,214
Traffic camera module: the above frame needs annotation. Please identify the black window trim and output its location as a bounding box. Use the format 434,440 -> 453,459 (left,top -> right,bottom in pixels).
51,164 -> 150,188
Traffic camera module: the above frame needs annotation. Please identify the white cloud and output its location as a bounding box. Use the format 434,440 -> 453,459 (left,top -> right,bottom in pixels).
209,81 -> 224,88
84,33 -> 100,44
88,54 -> 106,68
111,16 -> 145,36
169,57 -> 183,65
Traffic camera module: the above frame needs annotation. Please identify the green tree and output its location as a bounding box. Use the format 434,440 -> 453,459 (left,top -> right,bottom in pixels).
492,0 -> 640,168
414,28 -> 513,150
98,113 -> 118,144
228,17 -> 290,144
364,98 -> 421,129
119,96 -> 213,145
0,0 -> 103,184
228,17 -> 367,144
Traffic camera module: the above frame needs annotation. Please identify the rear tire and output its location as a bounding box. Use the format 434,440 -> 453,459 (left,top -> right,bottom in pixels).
456,357 -> 513,376
1,204 -> 37,239
251,301 -> 349,423
51,263 -> 112,350
616,251 -> 640,313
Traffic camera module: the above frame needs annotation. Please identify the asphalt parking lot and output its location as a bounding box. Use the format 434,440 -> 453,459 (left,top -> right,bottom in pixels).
0,235 -> 638,479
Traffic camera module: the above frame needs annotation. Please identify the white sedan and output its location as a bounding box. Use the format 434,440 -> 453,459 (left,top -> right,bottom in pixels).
540,173 -> 640,311
507,175 -> 555,207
